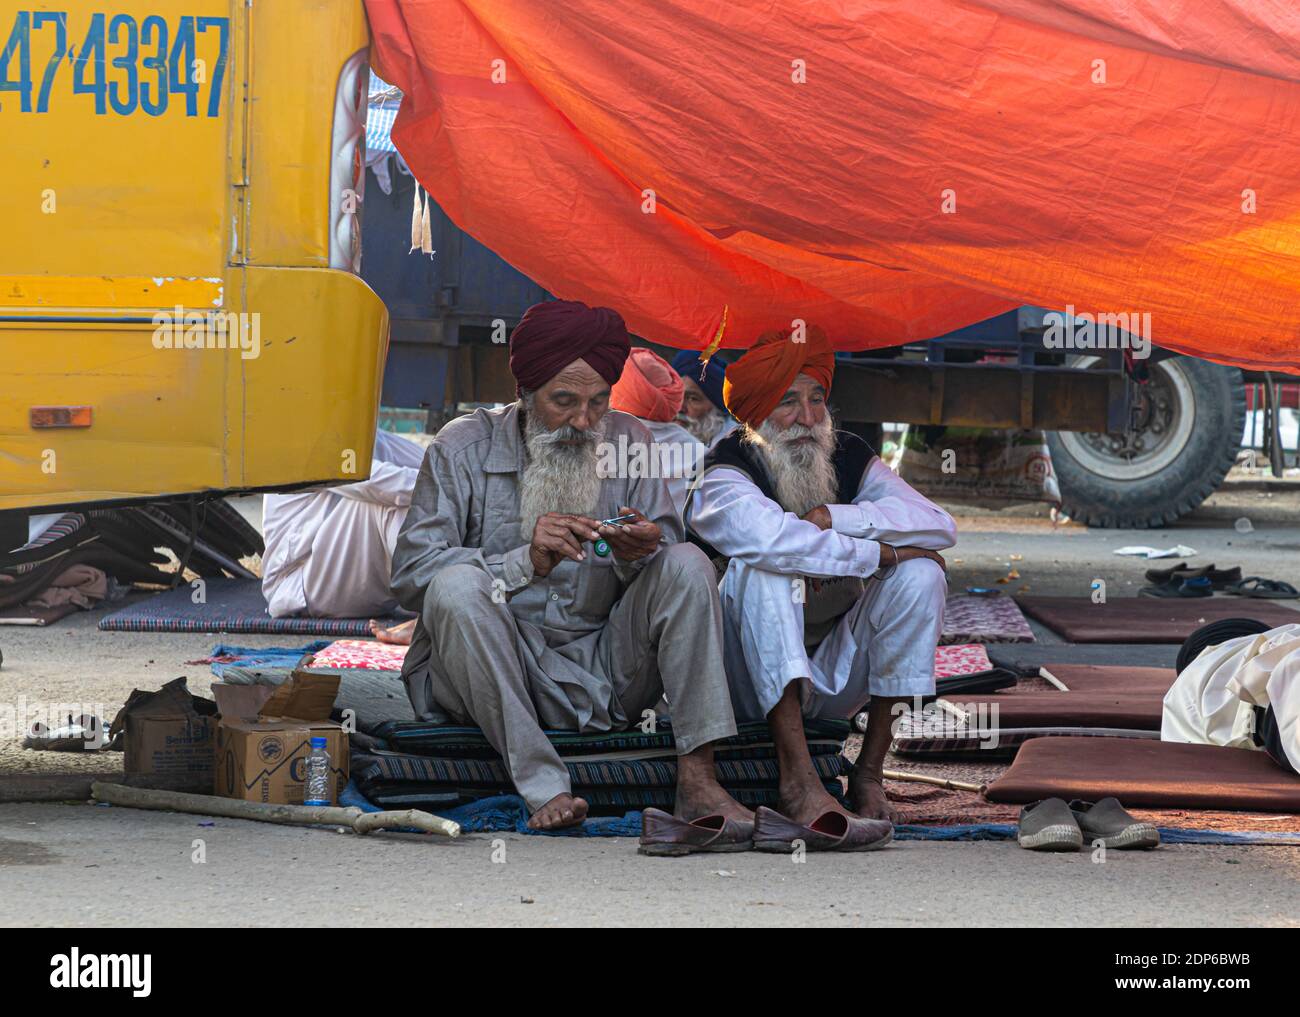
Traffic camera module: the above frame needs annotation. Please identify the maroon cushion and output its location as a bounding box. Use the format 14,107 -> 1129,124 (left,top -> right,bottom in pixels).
986,737 -> 1300,812
1015,596 -> 1300,643
955,665 -> 1175,730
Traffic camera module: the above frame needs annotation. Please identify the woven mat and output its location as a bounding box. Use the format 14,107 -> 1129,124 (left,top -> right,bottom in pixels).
98,578 -> 409,635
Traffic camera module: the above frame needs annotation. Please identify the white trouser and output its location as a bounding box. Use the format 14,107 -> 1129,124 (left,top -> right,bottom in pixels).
719,556 -> 946,722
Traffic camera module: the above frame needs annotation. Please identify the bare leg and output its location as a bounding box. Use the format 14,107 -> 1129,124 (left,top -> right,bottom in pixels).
674,743 -> 753,823
847,695 -> 904,821
527,793 -> 589,831
769,682 -> 856,824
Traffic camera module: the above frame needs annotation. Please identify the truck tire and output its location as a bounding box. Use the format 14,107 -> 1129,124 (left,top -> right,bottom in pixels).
1046,355 -> 1245,528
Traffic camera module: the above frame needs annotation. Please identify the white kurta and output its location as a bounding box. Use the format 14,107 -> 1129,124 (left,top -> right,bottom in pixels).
262,430 -> 424,618
642,418 -> 705,517
687,455 -> 956,720
706,416 -> 738,450
1162,622 -> 1300,771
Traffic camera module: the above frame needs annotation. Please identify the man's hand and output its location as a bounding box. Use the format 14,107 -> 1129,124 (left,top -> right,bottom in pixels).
878,543 -> 947,572
597,506 -> 661,563
801,505 -> 832,530
529,513 -> 601,578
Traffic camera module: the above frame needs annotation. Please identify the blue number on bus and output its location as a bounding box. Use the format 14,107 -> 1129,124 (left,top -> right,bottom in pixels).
139,14 -> 167,115
33,12 -> 67,114
0,11 -> 33,112
167,16 -> 197,116
196,16 -> 228,117
107,14 -> 138,115
71,12 -> 107,114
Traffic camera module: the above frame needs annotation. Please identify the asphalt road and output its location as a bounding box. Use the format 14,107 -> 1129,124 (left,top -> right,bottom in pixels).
2,484 -> 1299,926
4,801 -> 1299,927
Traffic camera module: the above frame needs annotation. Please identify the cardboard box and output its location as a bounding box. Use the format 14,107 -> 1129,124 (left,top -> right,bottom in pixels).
110,677 -> 217,792
211,671 -> 349,805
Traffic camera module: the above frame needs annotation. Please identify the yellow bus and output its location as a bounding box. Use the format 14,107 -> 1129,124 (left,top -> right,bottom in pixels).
0,0 -> 387,513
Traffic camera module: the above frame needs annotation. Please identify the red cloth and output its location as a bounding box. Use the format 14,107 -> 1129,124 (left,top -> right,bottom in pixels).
722,325 -> 834,428
367,0 -> 1300,372
610,347 -> 684,422
508,300 -> 630,392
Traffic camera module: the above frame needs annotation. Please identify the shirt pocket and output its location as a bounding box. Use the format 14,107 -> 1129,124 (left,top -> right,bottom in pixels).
573,553 -> 622,622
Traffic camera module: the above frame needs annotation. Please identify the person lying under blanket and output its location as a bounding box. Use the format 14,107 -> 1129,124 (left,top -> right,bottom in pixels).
262,428 -> 424,619
1163,622 -> 1300,774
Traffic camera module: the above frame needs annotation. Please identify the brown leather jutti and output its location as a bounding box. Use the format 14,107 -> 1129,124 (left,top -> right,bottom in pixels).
986,737 -> 1300,812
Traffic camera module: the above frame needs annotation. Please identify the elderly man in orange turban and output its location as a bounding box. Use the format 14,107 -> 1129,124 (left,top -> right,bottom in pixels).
609,347 -> 705,515
686,325 -> 956,851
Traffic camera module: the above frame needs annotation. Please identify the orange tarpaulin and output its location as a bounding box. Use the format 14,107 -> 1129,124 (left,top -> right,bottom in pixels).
366,0 -> 1300,371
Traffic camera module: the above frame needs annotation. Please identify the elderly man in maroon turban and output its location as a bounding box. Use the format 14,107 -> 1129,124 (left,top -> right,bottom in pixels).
391,300 -> 751,844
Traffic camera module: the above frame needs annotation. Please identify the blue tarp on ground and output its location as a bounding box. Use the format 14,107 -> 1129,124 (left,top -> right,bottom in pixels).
207,642 -> 329,678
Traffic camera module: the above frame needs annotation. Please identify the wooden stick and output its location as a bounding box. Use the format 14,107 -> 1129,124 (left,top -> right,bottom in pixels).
882,769 -> 987,794
1039,666 -> 1070,692
90,782 -> 460,838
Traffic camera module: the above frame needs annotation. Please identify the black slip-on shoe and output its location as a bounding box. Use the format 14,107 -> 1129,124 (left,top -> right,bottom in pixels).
1017,798 -> 1083,852
1069,797 -> 1161,850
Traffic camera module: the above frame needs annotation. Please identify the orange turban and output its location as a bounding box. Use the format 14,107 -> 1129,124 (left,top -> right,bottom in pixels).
609,347 -> 684,422
722,325 -> 835,428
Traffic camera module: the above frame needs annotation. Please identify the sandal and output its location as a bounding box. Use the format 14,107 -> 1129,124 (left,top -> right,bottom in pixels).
1225,577 -> 1299,599
638,808 -> 754,856
752,806 -> 893,853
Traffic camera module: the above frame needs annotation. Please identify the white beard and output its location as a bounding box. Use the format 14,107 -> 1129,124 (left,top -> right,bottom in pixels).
744,415 -> 837,517
518,396 -> 605,542
678,406 -> 727,445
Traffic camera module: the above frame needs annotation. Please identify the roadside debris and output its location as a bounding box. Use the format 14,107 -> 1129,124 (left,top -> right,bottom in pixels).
1112,544 -> 1198,559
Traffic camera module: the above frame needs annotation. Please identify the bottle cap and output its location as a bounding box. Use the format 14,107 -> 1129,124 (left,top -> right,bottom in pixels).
310,736 -> 328,748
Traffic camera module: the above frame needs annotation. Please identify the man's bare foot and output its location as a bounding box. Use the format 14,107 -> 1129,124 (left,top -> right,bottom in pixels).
674,748 -> 753,824
673,783 -> 754,825
847,770 -> 899,822
368,618 -> 415,645
778,780 -> 858,827
527,792 -> 589,830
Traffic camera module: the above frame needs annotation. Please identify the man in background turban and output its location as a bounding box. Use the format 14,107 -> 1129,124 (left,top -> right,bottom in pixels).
671,350 -> 736,448
686,325 -> 957,850
610,347 -> 704,514
392,300 -> 751,844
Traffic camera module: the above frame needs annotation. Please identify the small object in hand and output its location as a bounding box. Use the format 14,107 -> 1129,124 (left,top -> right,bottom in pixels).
598,513 -> 638,527
593,539 -> 611,557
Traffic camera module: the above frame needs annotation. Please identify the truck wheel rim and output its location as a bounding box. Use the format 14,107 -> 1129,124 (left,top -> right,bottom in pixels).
1057,357 -> 1196,481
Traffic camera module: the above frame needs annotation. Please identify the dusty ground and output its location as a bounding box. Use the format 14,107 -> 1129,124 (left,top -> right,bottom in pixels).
2,482 -> 1298,926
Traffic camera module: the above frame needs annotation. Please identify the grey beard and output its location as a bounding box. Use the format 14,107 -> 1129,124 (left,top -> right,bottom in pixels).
744,415 -> 837,517
518,396 -> 605,542
678,406 -> 726,445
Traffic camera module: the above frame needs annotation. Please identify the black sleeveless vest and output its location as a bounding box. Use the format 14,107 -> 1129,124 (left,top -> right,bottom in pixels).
687,429 -> 874,561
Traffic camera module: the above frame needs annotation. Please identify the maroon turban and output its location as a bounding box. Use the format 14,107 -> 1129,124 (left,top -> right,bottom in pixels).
508,299 -> 630,393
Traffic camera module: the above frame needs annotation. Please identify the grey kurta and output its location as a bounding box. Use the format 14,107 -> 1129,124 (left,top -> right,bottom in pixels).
390,401 -> 737,809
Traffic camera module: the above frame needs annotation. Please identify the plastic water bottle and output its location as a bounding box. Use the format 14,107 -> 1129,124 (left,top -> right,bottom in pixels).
303,736 -> 332,806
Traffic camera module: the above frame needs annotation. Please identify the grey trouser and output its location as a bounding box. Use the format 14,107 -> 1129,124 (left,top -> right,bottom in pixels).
414,543 -> 737,810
